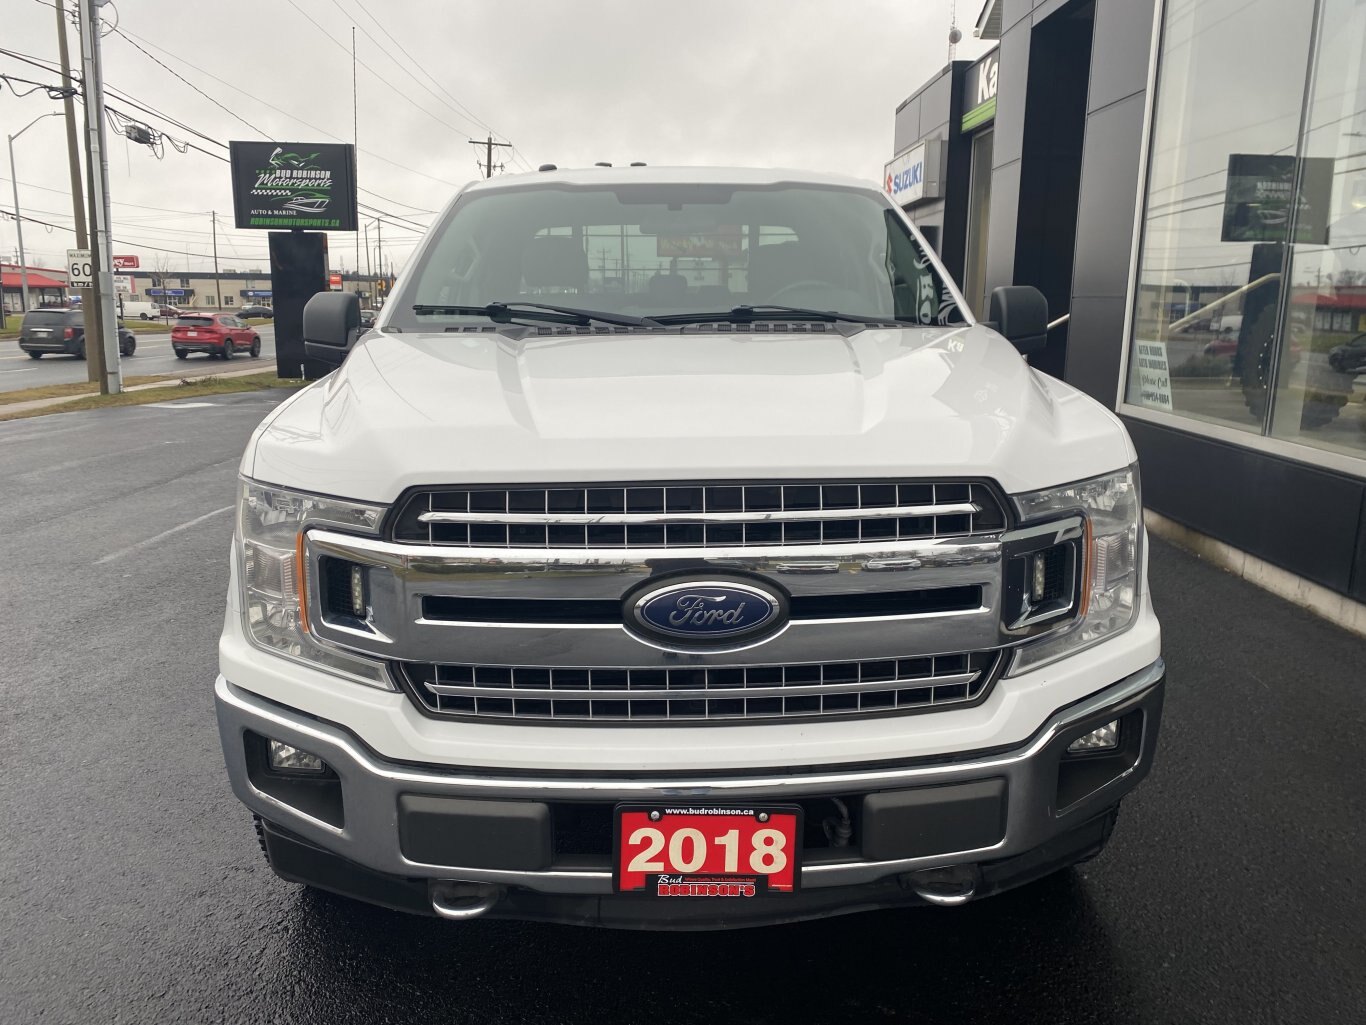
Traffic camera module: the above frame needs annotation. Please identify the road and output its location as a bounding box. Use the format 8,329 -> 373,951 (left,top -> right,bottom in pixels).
0,324 -> 276,392
0,396 -> 1362,1024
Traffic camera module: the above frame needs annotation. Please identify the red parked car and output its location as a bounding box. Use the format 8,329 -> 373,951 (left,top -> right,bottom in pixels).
171,313 -> 261,360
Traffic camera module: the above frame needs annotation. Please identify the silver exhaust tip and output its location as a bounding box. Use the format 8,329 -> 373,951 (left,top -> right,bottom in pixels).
430,881 -> 503,920
905,864 -> 980,906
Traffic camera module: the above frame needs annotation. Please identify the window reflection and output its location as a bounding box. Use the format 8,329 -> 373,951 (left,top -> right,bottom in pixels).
1270,0 -> 1366,454
1126,0 -> 1315,434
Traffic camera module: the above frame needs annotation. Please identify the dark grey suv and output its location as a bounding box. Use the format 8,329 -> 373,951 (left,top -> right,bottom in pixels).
17,308 -> 136,360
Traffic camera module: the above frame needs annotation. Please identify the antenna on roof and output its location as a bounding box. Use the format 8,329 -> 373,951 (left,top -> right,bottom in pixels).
948,1 -> 962,62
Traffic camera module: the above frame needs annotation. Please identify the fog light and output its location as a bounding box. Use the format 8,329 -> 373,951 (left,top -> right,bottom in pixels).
1067,720 -> 1119,753
350,564 -> 365,616
1032,553 -> 1047,601
268,739 -> 326,774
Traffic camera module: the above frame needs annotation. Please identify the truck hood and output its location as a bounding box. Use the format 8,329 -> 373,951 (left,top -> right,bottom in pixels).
245,324 -> 1136,502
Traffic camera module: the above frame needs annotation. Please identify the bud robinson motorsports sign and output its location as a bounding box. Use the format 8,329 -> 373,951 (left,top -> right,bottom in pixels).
229,141 -> 358,231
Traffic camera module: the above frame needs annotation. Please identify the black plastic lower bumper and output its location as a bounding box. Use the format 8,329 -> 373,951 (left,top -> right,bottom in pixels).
259,805 -> 1120,930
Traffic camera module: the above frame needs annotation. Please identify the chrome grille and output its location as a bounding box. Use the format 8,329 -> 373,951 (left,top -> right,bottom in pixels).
390,480 -> 1008,548
395,651 -> 1002,723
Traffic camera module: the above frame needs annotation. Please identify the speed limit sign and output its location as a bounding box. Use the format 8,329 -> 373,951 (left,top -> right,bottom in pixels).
67,249 -> 94,288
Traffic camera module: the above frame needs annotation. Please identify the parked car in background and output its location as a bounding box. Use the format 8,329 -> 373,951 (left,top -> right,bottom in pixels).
1328,333 -> 1366,375
157,304 -> 183,318
18,308 -> 136,359
359,308 -> 377,328
171,313 -> 261,360
238,304 -> 274,320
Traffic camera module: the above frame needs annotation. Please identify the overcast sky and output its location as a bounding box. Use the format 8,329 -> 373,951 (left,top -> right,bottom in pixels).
2,0 -> 991,275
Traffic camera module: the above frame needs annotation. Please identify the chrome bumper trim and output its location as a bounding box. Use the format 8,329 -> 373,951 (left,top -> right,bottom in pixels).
216,658 -> 1164,894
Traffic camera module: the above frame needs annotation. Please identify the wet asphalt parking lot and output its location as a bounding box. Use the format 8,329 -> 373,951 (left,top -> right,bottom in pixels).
1,393 -> 1363,1024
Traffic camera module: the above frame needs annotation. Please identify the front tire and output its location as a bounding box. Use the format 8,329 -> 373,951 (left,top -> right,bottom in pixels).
222,339 -> 234,361
250,336 -> 261,358
121,336 -> 136,357
27,351 -> 42,359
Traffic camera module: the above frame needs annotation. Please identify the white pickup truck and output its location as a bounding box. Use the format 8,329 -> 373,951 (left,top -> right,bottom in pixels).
216,166 -> 1164,928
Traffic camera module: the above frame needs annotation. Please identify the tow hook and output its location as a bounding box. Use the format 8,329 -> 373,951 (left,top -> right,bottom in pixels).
903,864 -> 981,906
430,881 -> 504,920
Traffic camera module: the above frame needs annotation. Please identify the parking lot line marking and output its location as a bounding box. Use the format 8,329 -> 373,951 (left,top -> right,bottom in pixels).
95,504 -> 233,565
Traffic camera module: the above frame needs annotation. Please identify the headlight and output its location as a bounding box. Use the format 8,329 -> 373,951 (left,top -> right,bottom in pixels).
236,478 -> 392,688
1008,467 -> 1141,674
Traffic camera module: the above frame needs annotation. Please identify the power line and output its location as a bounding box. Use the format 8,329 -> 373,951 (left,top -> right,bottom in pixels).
284,0 -> 526,175
326,0 -> 485,137
107,26 -> 270,139
1,204 -> 228,257
94,28 -> 455,200
344,0 -> 499,137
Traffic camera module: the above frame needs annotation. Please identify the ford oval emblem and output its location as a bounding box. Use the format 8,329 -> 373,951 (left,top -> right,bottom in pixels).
630,579 -> 785,645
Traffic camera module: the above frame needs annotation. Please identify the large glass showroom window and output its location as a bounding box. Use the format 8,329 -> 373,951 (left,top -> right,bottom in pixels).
1126,0 -> 1366,464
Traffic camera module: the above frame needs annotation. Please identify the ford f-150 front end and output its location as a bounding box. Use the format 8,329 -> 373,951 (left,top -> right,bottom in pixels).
215,166 -> 1163,928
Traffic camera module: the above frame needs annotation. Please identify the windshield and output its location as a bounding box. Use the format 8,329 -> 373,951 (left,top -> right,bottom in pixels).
391,183 -> 966,330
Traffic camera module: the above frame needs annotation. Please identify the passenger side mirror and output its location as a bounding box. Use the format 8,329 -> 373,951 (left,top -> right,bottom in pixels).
988,286 -> 1049,355
303,291 -> 362,366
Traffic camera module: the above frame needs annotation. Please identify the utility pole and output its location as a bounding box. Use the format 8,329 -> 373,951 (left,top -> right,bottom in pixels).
375,217 -> 383,301
211,210 -> 221,311
55,0 -> 93,377
78,0 -> 120,395
468,135 -> 512,179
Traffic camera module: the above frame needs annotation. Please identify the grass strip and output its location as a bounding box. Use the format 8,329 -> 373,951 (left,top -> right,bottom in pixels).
0,373 -> 304,423
0,374 -> 190,406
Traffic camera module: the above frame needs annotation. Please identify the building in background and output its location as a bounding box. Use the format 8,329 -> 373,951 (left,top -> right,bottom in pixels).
890,0 -> 1366,618
124,269 -> 381,310
1,263 -> 69,313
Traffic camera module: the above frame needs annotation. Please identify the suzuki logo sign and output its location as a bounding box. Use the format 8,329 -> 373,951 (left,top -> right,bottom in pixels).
883,140 -> 943,207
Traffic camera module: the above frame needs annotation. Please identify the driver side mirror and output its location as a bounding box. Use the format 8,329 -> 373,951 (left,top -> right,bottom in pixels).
988,286 -> 1049,355
303,291 -> 362,366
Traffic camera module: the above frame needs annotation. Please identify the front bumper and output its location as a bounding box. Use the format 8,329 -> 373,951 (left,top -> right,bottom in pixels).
216,657 -> 1165,927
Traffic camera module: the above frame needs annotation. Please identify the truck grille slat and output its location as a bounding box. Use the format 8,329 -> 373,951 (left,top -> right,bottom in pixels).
391,480 -> 1007,549
396,652 -> 1001,723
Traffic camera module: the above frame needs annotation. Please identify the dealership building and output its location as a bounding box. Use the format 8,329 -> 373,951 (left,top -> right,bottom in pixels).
889,0 -> 1366,627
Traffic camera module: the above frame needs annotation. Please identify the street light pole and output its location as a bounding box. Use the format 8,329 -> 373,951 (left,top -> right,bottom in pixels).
6,113 -> 61,316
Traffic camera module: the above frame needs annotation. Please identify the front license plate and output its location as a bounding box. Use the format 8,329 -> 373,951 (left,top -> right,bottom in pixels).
615,805 -> 801,897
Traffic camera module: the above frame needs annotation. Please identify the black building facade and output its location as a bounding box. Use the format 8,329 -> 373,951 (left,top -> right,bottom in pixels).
891,0 -> 1366,620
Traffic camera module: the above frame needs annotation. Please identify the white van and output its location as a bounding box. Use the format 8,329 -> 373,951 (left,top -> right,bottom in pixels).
120,300 -> 163,320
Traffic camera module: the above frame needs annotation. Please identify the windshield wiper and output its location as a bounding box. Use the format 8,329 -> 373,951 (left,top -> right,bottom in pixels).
412,301 -> 658,328
651,304 -> 898,326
